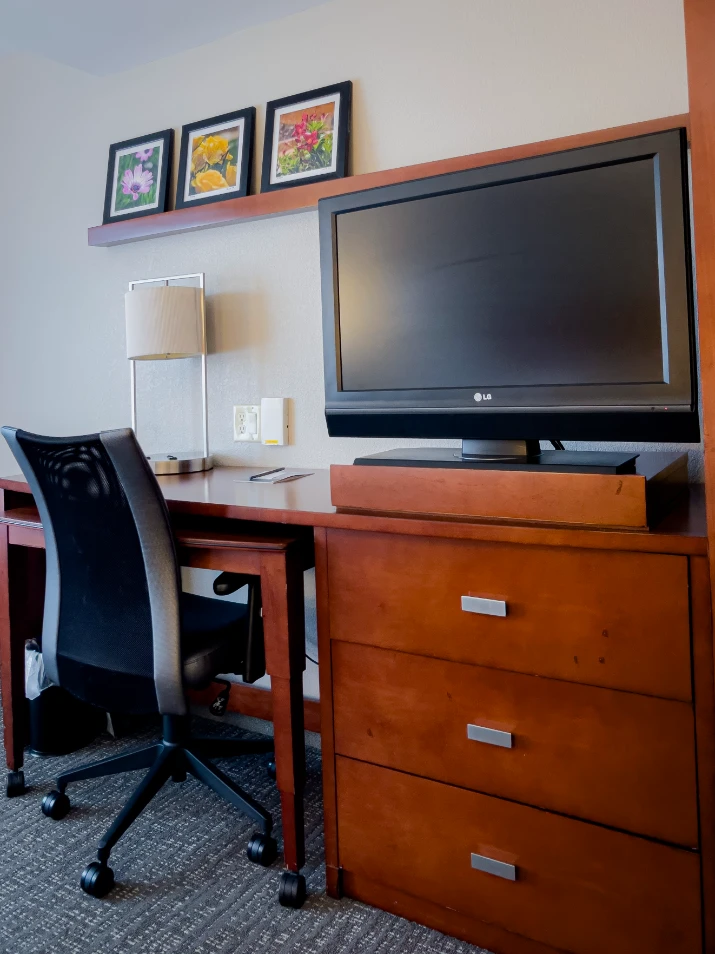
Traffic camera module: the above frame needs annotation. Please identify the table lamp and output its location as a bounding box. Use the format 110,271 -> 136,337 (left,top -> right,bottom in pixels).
125,273 -> 212,474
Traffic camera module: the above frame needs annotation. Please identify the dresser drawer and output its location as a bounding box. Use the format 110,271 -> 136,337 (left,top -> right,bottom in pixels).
332,641 -> 698,846
327,530 -> 692,700
336,757 -> 702,954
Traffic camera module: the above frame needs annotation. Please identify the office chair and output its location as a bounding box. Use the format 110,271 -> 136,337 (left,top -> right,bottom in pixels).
1,426 -> 278,898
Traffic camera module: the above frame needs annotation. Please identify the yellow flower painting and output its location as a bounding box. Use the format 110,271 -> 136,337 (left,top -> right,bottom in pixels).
199,135 -> 231,166
193,169 -> 229,193
188,129 -> 237,196
176,109 -> 255,209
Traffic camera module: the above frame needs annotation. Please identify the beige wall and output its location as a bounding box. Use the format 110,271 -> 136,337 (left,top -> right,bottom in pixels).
0,0 -> 695,478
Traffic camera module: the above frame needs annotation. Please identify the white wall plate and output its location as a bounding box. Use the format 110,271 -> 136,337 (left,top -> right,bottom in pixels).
233,404 -> 260,441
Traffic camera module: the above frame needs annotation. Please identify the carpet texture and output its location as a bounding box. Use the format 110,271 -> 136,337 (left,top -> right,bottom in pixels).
0,716 -> 486,954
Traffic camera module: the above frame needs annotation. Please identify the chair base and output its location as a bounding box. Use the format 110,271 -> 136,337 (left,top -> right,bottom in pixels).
44,716 -> 275,896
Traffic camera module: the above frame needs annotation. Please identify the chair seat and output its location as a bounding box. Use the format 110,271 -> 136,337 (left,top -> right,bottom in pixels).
181,593 -> 249,689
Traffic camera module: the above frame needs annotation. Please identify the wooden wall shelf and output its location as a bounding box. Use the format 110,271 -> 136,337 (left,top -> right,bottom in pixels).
88,114 -> 688,248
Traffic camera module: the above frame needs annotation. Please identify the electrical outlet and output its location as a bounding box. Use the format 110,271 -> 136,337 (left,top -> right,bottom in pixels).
233,405 -> 260,442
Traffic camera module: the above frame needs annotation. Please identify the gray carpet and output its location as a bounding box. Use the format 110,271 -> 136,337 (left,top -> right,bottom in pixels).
0,715 -> 485,954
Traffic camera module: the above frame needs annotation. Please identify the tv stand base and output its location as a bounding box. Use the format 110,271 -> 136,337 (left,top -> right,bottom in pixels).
355,444 -> 638,475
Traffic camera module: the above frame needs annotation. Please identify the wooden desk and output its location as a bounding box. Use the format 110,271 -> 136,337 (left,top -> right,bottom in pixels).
2,465 -> 713,948
0,467 -> 316,903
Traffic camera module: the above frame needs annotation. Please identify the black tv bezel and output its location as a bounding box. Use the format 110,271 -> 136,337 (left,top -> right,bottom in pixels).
319,128 -> 700,443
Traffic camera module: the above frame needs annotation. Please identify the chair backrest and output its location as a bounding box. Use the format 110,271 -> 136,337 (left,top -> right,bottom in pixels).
1,427 -> 186,716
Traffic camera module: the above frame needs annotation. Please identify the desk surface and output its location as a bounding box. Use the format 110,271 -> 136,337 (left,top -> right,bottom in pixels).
0,465 -> 707,556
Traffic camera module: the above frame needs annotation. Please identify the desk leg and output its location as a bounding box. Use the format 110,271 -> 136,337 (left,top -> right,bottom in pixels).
271,674 -> 305,868
0,526 -> 43,796
261,547 -> 307,908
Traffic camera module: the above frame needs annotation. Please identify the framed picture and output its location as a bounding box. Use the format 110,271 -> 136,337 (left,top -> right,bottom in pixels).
102,129 -> 173,224
261,81 -> 352,193
175,107 -> 256,210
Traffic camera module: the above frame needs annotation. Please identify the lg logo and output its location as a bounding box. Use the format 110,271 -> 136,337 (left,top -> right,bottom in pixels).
474,393 -> 492,403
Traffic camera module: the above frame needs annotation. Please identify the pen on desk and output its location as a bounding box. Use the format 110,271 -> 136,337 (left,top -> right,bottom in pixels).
249,468 -> 285,481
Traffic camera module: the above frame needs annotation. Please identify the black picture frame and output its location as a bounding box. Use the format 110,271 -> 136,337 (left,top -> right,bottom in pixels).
175,107 -> 256,210
102,129 -> 173,224
260,81 -> 352,193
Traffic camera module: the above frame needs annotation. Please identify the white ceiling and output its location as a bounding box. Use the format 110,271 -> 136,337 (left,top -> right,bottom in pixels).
0,0 -> 329,75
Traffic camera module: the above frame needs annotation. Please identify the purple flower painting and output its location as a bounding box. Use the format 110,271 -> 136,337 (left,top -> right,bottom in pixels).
121,164 -> 154,201
104,130 -> 172,223
110,141 -> 161,215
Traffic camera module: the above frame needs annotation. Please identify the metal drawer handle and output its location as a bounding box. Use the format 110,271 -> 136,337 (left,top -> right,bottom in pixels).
467,724 -> 513,749
471,852 -> 517,881
461,595 -> 507,617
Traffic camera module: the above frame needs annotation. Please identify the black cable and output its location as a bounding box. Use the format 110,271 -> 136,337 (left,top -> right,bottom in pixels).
550,439 -> 565,450
305,653 -> 319,666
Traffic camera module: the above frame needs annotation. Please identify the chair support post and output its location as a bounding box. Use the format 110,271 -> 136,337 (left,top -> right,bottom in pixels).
162,714 -> 190,745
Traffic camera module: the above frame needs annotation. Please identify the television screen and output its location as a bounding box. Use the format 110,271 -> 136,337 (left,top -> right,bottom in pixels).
320,129 -> 698,442
336,160 -> 664,393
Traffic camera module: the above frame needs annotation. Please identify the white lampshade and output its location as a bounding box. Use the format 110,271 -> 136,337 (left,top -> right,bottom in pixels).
125,285 -> 204,360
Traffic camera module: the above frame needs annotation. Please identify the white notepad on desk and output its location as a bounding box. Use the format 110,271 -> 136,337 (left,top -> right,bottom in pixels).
234,469 -> 314,483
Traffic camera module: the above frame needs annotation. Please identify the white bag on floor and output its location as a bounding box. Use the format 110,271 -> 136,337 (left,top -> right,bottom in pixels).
25,640 -> 52,700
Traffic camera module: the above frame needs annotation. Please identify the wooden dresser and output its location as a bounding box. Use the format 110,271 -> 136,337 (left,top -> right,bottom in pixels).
315,491 -> 715,954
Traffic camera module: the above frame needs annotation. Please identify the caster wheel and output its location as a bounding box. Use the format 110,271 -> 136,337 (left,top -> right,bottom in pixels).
247,832 -> 278,867
80,862 -> 115,898
279,871 -> 307,908
267,760 -> 276,781
41,790 -> 70,820
6,771 -> 25,798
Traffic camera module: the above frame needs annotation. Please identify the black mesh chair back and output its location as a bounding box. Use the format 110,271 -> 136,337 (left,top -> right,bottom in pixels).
1,427 -> 185,715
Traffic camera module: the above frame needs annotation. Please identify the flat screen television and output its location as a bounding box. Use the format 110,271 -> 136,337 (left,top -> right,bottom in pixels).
319,128 -> 699,455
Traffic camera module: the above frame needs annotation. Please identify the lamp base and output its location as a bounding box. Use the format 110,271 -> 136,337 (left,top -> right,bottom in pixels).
146,453 -> 213,475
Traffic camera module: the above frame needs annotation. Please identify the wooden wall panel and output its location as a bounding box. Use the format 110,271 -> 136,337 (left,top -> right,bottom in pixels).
685,0 -> 715,632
